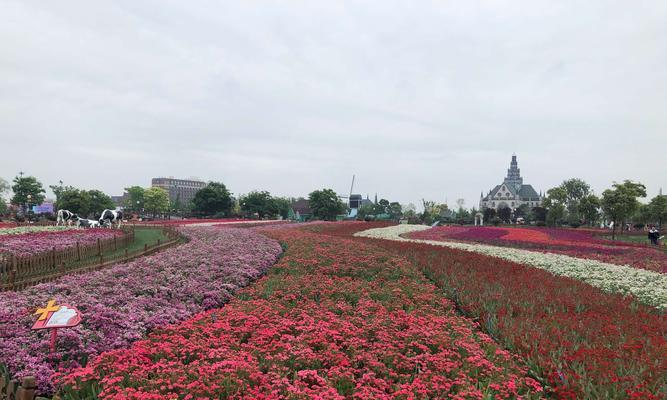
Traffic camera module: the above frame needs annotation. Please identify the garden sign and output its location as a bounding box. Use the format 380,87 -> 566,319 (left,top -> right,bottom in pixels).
32,299 -> 82,353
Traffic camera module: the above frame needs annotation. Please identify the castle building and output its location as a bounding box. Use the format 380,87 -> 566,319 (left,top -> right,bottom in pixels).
479,155 -> 543,211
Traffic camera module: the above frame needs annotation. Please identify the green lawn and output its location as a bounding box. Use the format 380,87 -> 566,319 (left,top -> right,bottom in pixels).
68,227 -> 171,268
603,234 -> 666,252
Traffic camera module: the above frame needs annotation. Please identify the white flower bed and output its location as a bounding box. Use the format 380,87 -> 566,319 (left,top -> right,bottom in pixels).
0,226 -> 75,236
355,225 -> 667,310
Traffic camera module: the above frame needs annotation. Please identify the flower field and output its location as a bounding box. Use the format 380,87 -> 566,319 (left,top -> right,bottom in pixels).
0,226 -> 282,395
58,227 -> 544,399
407,226 -> 667,273
358,225 -> 667,309
0,228 -> 123,257
0,226 -> 75,236
315,223 -> 667,399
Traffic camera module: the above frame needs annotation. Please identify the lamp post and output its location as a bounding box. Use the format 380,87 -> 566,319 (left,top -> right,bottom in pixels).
26,194 -> 32,222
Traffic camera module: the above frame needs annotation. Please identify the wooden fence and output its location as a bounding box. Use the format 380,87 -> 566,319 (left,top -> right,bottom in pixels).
0,226 -> 182,291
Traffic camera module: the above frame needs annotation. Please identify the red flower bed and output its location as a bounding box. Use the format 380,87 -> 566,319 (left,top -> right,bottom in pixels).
130,218 -> 249,226
59,227 -> 543,399
317,223 -> 667,399
408,226 -> 667,273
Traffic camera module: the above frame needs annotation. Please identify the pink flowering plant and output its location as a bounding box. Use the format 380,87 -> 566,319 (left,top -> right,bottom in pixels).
0,226 -> 282,395
0,229 -> 123,257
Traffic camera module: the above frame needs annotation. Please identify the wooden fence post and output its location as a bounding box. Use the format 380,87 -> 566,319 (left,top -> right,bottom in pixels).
144,243 -> 148,252
125,248 -> 129,263
97,238 -> 101,256
15,376 -> 36,400
9,255 -> 17,291
114,235 -> 118,251
77,242 -> 81,261
51,247 -> 56,269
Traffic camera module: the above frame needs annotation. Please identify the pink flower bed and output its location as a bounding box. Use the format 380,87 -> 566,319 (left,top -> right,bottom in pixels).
0,229 -> 124,257
0,226 -> 282,395
408,226 -> 667,273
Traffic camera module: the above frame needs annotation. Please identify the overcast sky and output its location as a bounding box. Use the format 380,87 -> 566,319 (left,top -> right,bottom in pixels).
1,1 -> 665,208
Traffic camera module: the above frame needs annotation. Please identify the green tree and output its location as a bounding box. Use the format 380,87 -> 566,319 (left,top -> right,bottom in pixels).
357,203 -> 375,219
546,203 -> 566,226
11,175 -> 46,212
124,186 -> 145,213
308,189 -> 346,221
648,194 -> 667,228
241,191 -> 275,219
601,180 -> 647,239
57,188 -> 91,217
272,197 -> 291,220
483,207 -> 496,223
144,187 -> 171,218
578,194 -> 601,226
498,206 -> 512,223
545,178 -> 592,223
387,202 -> 403,220
192,182 -> 233,216
87,190 -> 115,218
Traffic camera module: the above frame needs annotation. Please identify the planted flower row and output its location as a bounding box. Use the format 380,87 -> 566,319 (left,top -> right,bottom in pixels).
0,226 -> 76,237
58,227 -> 543,399
357,225 -> 667,309
0,226 -> 282,395
0,228 -> 123,257
318,222 -> 666,399
410,226 -> 667,273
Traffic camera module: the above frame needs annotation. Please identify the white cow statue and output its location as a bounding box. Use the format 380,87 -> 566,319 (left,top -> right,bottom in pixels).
56,209 -> 77,226
76,217 -> 101,229
99,209 -> 123,229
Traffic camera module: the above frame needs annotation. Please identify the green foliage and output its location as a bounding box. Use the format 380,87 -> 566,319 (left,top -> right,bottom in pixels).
421,200 -> 449,223
0,199 -> 7,215
308,189 -> 346,221
144,187 -> 171,217
546,203 -> 565,226
601,180 -> 647,239
483,207 -> 496,222
124,186 -> 145,213
497,207 -> 511,223
88,190 -> 115,217
11,175 -> 45,208
647,194 -> 667,227
578,194 -> 601,226
55,188 -> 115,218
533,206 -> 547,223
545,178 -> 594,225
272,197 -> 291,219
192,182 -> 233,216
241,191 -> 275,219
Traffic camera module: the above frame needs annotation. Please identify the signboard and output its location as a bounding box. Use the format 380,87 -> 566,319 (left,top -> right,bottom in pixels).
32,202 -> 54,214
32,300 -> 81,330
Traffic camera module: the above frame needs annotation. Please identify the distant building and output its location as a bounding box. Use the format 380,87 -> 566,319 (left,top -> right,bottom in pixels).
479,154 -> 543,211
151,177 -> 207,207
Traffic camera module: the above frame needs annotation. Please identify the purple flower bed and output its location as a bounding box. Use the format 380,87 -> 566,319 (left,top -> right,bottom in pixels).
0,226 -> 282,394
0,229 -> 123,257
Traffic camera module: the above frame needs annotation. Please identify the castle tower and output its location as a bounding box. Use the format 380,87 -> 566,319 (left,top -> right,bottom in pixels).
503,154 -> 523,191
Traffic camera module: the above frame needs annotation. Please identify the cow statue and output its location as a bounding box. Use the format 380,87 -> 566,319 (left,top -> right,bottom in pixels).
56,210 -> 77,226
76,217 -> 101,229
99,209 -> 123,229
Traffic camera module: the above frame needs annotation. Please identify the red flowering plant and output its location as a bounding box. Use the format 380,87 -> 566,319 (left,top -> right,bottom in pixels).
319,223 -> 667,399
58,227 -> 543,399
407,226 -> 667,273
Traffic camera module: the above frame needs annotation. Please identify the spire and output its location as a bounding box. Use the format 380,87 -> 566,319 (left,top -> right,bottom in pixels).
374,193 -> 377,204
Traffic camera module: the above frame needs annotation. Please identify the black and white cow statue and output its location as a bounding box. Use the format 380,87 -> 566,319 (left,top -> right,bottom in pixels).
76,217 -> 101,229
99,209 -> 123,229
56,210 -> 77,226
